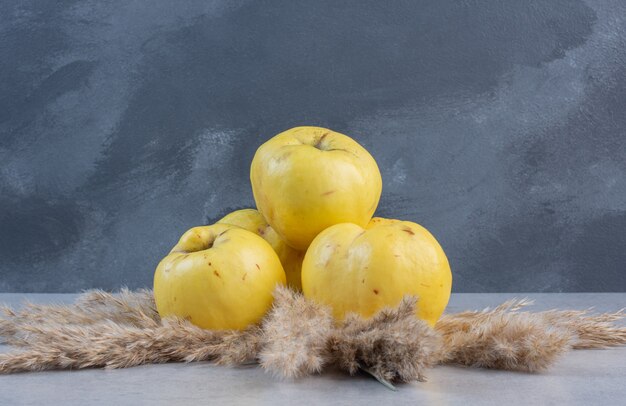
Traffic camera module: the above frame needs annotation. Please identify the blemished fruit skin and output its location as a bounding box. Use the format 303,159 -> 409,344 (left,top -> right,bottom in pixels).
153,223 -> 286,330
250,126 -> 383,250
217,209 -> 305,290
301,217 -> 452,326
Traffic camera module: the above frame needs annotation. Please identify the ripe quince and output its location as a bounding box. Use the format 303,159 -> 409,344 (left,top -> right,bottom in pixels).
301,217 -> 452,326
250,126 -> 382,250
153,223 -> 286,330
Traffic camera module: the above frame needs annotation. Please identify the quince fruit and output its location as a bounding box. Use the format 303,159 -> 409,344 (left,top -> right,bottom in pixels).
153,223 -> 286,330
301,217 -> 452,326
250,126 -> 382,250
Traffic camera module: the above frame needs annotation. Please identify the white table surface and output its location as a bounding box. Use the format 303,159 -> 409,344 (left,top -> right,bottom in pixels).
1,293 -> 624,406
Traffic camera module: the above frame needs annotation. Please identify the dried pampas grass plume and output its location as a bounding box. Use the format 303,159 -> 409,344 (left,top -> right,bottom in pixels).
541,307 -> 626,349
1,288 -> 625,384
435,299 -> 626,372
259,286 -> 333,378
0,315 -> 260,374
329,296 -> 442,383
436,310 -> 571,372
1,288 -> 158,347
75,288 -> 159,325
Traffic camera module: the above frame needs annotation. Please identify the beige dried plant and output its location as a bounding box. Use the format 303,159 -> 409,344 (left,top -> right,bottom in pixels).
1,288 -> 158,347
328,296 -> 442,383
1,288 -> 624,383
258,286 -> 334,378
0,315 -> 260,374
435,299 -> 626,372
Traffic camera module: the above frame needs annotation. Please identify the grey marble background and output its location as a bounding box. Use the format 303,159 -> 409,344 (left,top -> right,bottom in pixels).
1,0 -> 624,292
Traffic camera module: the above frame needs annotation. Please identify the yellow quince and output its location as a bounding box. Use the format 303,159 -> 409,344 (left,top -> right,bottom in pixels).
301,217 -> 452,326
250,126 -> 382,250
153,223 -> 286,330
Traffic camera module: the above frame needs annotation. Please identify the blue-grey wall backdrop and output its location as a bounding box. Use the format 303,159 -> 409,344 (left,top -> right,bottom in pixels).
1,0 -> 625,292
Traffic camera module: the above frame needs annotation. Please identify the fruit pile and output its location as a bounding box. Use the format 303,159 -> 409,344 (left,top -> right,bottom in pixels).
154,127 -> 452,330
3,133 -> 624,381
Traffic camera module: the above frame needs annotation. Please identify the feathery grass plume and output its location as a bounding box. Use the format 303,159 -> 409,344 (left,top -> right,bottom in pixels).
0,315 -> 259,374
0,302 -> 108,346
437,310 -> 571,372
540,308 -> 626,349
75,288 -> 159,325
0,288 -> 158,346
3,288 -> 157,327
259,286 -> 334,378
435,299 -> 626,372
0,306 -> 18,344
1,289 -> 625,378
329,296 -> 443,383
